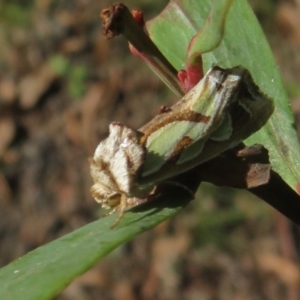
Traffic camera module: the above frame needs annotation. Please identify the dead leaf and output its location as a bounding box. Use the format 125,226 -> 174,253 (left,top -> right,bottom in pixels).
277,3 -> 300,46
256,253 -> 300,286
18,62 -> 57,109
64,106 -> 83,146
60,37 -> 87,54
0,117 -> 16,158
0,172 -> 12,205
0,78 -> 17,104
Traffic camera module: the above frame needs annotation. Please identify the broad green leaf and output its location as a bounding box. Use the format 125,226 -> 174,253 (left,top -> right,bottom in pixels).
0,191 -> 190,300
147,0 -> 300,192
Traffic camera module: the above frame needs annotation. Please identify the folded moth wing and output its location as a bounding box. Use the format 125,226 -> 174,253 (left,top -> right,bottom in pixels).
90,122 -> 147,209
90,66 -> 274,225
138,66 -> 274,184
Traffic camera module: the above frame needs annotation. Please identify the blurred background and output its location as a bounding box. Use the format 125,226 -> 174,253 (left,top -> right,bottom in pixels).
1,0 -> 300,299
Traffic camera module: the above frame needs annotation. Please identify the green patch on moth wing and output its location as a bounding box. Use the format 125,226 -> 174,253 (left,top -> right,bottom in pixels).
142,121 -> 206,176
210,113 -> 232,141
176,138 -> 206,165
177,113 -> 232,164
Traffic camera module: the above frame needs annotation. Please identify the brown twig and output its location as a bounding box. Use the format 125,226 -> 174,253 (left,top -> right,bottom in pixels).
100,3 -> 184,97
171,144 -> 300,228
251,171 -> 300,227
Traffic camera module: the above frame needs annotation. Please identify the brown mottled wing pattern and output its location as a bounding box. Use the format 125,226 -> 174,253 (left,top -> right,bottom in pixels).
90,122 -> 146,205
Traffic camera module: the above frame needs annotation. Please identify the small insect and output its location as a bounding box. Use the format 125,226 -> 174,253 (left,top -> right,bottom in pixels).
89,66 -> 274,227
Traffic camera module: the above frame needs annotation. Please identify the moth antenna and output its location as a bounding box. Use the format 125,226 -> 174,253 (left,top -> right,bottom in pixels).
162,180 -> 195,199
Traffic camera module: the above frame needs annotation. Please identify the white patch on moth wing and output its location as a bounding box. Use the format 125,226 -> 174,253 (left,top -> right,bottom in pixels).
91,123 -> 145,198
190,67 -> 239,135
205,67 -> 224,86
190,69 -> 221,115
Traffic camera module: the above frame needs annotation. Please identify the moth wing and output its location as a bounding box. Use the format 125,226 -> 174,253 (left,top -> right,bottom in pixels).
141,67 -> 243,174
91,123 -> 145,199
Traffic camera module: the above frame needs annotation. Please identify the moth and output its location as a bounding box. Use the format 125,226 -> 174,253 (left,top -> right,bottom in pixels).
90,66 -> 274,226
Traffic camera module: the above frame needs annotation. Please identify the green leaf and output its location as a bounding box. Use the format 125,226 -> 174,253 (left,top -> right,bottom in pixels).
187,0 -> 234,63
147,0 -> 300,192
0,191 -> 190,300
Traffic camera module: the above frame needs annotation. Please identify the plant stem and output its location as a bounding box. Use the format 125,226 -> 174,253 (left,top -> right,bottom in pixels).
101,3 -> 184,97
251,171 -> 300,227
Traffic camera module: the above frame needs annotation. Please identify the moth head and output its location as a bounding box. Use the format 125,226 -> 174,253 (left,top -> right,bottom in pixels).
89,122 -> 148,209
90,181 -> 122,209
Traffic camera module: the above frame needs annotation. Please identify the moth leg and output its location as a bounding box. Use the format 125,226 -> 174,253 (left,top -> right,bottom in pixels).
101,207 -> 117,218
110,194 -> 128,229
